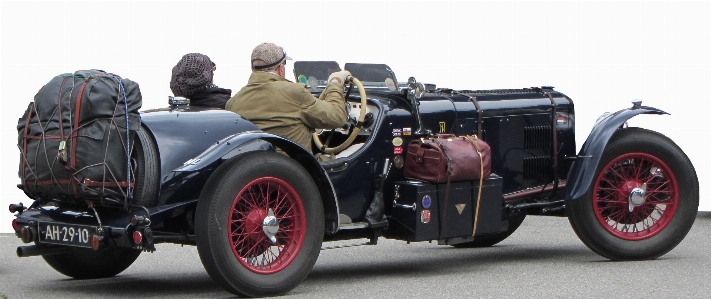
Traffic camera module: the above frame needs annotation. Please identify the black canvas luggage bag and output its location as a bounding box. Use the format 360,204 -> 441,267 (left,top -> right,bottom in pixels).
17,70 -> 142,204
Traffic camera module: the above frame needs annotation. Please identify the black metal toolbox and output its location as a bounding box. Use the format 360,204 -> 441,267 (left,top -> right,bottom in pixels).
390,176 -> 503,241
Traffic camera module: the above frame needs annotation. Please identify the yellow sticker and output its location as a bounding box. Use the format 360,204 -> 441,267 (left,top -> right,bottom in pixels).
392,137 -> 403,146
439,122 -> 446,133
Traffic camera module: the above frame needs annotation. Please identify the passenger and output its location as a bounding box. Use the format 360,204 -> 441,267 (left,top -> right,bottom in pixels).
170,53 -> 232,108
225,42 -> 350,156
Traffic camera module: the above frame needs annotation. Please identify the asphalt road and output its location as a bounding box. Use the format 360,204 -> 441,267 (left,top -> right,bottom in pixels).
1,213 -> 709,299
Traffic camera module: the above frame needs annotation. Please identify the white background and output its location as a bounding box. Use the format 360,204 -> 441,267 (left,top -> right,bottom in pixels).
1,1 -> 708,233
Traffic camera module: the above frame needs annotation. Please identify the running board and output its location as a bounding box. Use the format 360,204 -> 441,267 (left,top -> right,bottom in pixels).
337,214 -> 388,230
321,242 -> 371,250
504,181 -> 567,201
338,222 -> 369,230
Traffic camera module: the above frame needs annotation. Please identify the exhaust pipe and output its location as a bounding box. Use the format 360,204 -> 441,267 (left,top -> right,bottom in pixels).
17,245 -> 72,257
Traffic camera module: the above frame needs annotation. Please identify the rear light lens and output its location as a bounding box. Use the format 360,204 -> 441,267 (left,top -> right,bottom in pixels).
133,231 -> 143,244
20,226 -> 33,243
9,203 -> 26,213
12,219 -> 18,231
91,234 -> 103,251
131,215 -> 150,226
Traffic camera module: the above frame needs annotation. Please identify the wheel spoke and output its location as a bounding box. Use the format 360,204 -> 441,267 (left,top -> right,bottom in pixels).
228,176 -> 306,274
592,152 -> 678,240
262,182 -> 272,210
605,208 -> 627,221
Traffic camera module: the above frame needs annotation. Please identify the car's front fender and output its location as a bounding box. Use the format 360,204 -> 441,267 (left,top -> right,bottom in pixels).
564,103 -> 668,201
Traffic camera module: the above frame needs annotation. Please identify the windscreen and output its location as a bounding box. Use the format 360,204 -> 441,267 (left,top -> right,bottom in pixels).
293,61 -> 341,90
293,61 -> 400,93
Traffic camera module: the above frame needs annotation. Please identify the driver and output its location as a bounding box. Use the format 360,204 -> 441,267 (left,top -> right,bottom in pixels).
225,42 -> 351,156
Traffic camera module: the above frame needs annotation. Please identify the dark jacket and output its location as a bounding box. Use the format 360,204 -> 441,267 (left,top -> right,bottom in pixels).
188,85 -> 232,108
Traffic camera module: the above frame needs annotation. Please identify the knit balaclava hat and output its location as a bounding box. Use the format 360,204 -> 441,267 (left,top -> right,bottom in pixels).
170,53 -> 215,96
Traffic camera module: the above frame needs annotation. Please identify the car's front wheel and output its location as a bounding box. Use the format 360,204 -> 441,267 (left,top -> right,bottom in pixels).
567,128 -> 698,260
195,151 -> 324,297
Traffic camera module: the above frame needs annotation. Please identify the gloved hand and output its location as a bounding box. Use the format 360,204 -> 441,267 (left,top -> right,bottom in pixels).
328,70 -> 352,85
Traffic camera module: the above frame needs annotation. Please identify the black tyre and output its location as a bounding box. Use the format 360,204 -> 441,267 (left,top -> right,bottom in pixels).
567,128 -> 698,260
452,214 -> 526,248
195,151 -> 324,297
42,246 -> 140,279
132,126 -> 159,207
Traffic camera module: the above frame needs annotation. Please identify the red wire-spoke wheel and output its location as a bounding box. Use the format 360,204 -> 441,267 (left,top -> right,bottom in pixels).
196,151 -> 324,297
228,177 -> 306,274
567,128 -> 698,261
592,153 -> 677,240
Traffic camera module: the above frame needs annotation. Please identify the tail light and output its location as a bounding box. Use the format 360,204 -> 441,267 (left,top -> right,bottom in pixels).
132,231 -> 143,244
20,226 -> 34,243
9,203 -> 25,214
131,215 -> 150,226
12,219 -> 18,231
91,234 -> 104,251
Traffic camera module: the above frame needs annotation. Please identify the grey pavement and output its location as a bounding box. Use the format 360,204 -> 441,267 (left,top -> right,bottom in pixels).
1,213 -> 709,298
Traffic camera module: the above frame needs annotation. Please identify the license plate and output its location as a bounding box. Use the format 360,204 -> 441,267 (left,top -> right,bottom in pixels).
38,222 -> 96,248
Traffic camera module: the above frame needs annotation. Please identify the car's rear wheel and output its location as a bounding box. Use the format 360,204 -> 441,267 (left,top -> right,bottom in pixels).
452,214 -> 525,248
42,246 -> 140,279
567,128 -> 698,260
196,151 -> 324,297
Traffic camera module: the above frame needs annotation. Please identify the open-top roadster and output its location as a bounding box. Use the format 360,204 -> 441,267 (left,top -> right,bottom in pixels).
9,62 -> 698,297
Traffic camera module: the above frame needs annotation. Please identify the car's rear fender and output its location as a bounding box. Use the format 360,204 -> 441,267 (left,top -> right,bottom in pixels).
564,103 -> 668,201
176,131 -> 341,234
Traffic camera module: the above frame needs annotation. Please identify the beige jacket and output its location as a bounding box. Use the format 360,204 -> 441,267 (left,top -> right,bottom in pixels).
225,72 -> 348,153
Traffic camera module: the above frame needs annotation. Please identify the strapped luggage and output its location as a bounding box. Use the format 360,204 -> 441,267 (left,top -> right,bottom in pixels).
403,134 -> 491,183
17,70 -> 142,205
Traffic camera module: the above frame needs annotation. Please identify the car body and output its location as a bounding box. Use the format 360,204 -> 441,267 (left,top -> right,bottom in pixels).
9,62 -> 699,297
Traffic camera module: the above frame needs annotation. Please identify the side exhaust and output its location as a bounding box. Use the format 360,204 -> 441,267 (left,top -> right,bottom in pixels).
17,245 -> 71,257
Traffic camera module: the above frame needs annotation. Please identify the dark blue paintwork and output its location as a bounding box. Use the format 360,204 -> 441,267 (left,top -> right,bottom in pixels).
139,107 -> 258,206
563,105 -> 668,201
10,70 -> 670,245
140,107 -> 258,182
322,88 -> 578,221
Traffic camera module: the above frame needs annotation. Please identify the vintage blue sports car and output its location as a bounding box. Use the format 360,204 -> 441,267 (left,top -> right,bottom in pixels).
9,62 -> 699,297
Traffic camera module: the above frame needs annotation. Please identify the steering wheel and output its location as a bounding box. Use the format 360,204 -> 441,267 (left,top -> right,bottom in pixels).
312,76 -> 368,154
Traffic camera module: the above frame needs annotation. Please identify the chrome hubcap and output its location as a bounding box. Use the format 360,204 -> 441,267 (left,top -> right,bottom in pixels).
262,208 -> 279,243
628,183 -> 647,212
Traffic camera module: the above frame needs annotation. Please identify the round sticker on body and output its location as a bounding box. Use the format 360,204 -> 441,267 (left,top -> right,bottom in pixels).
422,195 -> 432,209
392,137 -> 403,146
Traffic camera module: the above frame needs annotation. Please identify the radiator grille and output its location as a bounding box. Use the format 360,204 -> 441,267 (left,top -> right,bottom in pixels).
524,126 -> 552,150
